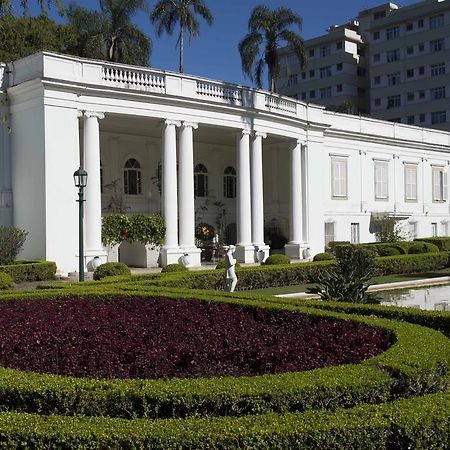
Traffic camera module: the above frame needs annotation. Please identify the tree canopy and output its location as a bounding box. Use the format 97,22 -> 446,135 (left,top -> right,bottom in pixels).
150,0 -> 213,73
0,14 -> 77,62
239,5 -> 306,92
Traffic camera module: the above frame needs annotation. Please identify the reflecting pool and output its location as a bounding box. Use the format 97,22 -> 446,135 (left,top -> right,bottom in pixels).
378,284 -> 450,311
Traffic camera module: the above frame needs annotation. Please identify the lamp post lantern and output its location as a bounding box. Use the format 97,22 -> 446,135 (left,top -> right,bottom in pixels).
73,168 -> 88,282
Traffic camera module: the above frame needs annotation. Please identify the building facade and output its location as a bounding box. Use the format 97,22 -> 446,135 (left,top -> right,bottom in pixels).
278,0 -> 450,131
1,52 -> 450,274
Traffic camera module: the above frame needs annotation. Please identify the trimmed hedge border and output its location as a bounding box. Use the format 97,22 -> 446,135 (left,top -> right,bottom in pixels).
0,391 -> 447,449
0,289 -> 448,419
0,261 -> 56,283
86,252 -> 450,292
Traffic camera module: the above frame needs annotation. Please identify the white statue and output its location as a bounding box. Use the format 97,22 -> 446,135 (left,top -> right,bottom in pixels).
224,245 -> 238,292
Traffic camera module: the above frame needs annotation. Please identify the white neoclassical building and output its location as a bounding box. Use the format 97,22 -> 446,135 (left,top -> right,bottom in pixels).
1,52 -> 450,274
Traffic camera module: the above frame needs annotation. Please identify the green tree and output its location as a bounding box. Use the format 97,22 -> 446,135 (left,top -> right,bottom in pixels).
67,0 -> 151,66
150,0 -> 213,73
0,0 -> 65,17
239,5 -> 306,92
0,14 -> 77,62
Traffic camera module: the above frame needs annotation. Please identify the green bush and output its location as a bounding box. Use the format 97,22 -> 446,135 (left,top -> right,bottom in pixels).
215,259 -> 241,270
408,242 -> 440,254
93,262 -> 131,281
313,252 -> 336,261
0,391 -> 447,449
0,226 -> 28,264
264,254 -> 291,265
161,263 -> 188,273
379,246 -> 402,256
327,241 -> 350,254
415,237 -> 450,251
0,272 -> 13,290
0,290 -> 448,420
0,261 -> 56,282
374,252 -> 450,276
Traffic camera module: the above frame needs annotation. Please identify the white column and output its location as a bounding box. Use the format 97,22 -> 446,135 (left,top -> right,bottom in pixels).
178,121 -> 201,267
235,129 -> 254,263
160,119 -> 184,266
285,139 -> 305,259
251,131 -> 269,262
83,111 -> 107,268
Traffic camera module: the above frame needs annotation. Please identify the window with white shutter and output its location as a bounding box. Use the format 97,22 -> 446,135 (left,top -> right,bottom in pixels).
331,157 -> 348,198
432,166 -> 447,202
404,164 -> 417,201
374,161 -> 389,200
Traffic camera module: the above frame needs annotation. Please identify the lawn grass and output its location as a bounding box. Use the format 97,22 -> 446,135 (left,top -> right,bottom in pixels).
250,267 -> 450,295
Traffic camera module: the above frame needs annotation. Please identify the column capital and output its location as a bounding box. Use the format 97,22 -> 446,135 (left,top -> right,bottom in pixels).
182,121 -> 198,130
165,119 -> 181,127
239,128 -> 252,137
84,111 -> 105,120
292,139 -> 305,149
254,131 -> 267,139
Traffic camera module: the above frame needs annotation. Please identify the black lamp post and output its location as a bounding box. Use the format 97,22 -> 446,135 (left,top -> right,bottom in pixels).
73,168 -> 88,282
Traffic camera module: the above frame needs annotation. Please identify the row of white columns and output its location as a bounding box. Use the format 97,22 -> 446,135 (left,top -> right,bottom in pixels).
79,111 -> 308,268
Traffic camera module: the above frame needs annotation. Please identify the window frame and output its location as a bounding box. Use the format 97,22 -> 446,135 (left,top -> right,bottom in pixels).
194,163 -> 209,198
223,166 -> 237,199
123,158 -> 142,196
432,166 -> 447,202
374,160 -> 389,200
331,156 -> 348,199
404,163 -> 418,202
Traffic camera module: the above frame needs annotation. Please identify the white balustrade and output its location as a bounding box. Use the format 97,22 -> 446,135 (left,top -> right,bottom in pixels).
101,66 -> 165,93
265,94 -> 297,114
196,81 -> 243,104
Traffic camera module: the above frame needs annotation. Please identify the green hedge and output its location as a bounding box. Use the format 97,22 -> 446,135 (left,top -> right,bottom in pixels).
0,261 -> 56,282
0,290 -> 448,419
415,236 -> 450,251
373,252 -> 450,276
0,391 -> 447,449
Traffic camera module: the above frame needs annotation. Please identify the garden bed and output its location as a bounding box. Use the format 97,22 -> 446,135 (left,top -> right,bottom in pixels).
0,296 -> 388,379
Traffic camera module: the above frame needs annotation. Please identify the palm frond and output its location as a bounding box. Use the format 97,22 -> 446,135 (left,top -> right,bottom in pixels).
279,29 -> 306,68
238,31 -> 263,80
274,7 -> 302,32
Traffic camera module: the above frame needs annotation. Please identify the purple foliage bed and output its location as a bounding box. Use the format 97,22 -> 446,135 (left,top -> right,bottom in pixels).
0,297 -> 389,379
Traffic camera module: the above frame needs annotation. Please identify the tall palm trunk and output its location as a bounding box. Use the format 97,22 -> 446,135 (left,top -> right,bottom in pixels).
179,23 -> 184,73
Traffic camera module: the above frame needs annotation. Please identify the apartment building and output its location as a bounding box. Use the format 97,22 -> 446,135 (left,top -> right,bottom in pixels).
278,21 -> 367,114
278,0 -> 450,130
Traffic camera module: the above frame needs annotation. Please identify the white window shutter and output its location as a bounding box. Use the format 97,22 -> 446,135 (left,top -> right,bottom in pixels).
443,171 -> 448,201
432,169 -> 440,201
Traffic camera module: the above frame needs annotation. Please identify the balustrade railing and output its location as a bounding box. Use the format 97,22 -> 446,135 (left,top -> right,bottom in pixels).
102,66 -> 165,93
196,81 -> 243,104
265,94 -> 297,114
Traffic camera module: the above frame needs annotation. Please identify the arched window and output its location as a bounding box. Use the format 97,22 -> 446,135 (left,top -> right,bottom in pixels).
223,166 -> 236,198
194,163 -> 208,197
124,158 -> 142,195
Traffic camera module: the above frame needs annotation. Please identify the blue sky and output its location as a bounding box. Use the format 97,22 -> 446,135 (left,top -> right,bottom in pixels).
21,0 -> 419,87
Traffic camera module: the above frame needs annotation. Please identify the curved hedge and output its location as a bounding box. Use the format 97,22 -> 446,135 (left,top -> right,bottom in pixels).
0,391 -> 448,449
0,290 -> 448,421
0,260 -> 56,282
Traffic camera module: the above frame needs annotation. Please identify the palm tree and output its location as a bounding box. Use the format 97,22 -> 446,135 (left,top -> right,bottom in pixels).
0,0 -> 65,16
150,0 -> 213,73
67,0 -> 151,66
239,5 -> 306,93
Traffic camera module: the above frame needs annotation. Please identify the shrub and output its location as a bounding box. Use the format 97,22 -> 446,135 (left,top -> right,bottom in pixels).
0,261 -> 56,282
374,252 -> 450,276
93,262 -> 131,281
408,242 -> 440,254
215,259 -> 241,270
308,247 -> 378,303
0,272 -> 13,290
0,226 -> 28,264
415,237 -> 450,251
313,253 -> 336,261
264,254 -> 291,265
161,263 -> 188,273
379,246 -> 401,256
327,241 -> 350,254
102,214 -> 165,247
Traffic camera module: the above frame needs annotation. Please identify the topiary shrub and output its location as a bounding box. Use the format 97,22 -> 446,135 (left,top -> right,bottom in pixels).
313,253 -> 336,262
378,246 -> 402,256
264,254 -> 291,265
215,259 -> 241,270
93,262 -> 131,281
0,226 -> 28,265
161,263 -> 188,273
0,272 -> 13,290
408,242 -> 440,254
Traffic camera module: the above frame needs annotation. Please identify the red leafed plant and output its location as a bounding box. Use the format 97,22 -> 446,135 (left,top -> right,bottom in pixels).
0,297 -> 389,379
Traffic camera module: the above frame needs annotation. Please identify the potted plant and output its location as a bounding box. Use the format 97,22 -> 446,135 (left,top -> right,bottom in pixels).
195,223 -> 215,261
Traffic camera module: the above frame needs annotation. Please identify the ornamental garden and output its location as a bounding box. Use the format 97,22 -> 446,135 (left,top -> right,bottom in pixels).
0,226 -> 449,448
